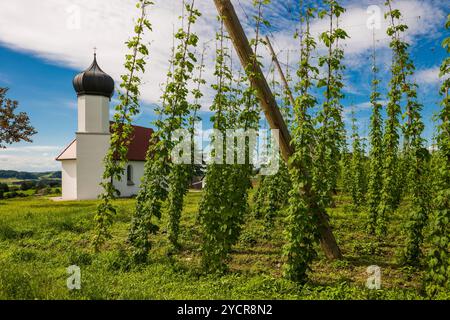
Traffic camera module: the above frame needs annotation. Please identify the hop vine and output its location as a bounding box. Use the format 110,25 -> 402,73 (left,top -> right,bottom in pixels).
366,30 -> 384,235
252,67 -> 291,232
314,0 -> 348,208
425,14 -> 450,297
199,16 -> 238,273
94,0 -> 153,250
283,4 -> 321,283
377,0 -> 408,236
349,110 -> 367,209
128,0 -> 201,262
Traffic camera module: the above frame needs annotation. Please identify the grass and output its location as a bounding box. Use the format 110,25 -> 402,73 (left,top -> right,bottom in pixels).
0,191 -> 439,300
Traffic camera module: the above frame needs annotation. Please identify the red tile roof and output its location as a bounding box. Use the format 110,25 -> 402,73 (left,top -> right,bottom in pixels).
56,124 -> 154,162
125,124 -> 154,161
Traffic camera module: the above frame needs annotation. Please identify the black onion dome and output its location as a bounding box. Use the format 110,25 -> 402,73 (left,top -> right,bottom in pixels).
73,54 -> 114,98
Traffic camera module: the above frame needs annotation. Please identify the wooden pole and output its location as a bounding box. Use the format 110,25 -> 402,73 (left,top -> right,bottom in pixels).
213,0 -> 342,260
264,35 -> 295,108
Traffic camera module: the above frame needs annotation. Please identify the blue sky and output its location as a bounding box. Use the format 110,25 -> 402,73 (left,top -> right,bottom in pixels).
0,0 -> 448,171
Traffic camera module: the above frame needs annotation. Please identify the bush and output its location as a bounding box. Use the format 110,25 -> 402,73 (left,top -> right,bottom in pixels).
4,191 -> 27,199
35,187 -> 53,196
35,180 -> 62,190
20,181 -> 36,191
0,183 -> 9,193
5,191 -> 17,198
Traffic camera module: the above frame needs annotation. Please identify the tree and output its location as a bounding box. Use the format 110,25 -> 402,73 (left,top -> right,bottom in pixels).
425,14 -> 450,297
20,181 -> 36,191
0,88 -> 36,148
0,183 -> 8,199
0,183 -> 9,193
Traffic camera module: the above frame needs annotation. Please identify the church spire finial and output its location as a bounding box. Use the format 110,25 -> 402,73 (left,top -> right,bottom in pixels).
93,46 -> 97,58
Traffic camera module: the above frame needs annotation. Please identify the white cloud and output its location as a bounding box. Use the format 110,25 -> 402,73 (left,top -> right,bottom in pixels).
342,100 -> 387,129
4,145 -> 62,153
268,0 -> 444,64
415,66 -> 446,85
0,0 -> 444,106
0,0 -> 445,172
0,145 -> 62,171
0,1 -> 439,96
0,0 -> 220,106
351,100 -> 389,112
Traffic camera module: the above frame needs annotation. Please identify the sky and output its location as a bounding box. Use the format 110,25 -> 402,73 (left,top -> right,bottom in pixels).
0,0 -> 448,172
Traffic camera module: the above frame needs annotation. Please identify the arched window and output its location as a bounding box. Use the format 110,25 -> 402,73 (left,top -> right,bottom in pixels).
127,164 -> 134,185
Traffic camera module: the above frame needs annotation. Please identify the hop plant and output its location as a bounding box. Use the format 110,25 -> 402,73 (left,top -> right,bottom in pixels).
128,0 -> 201,262
425,14 -> 450,297
366,31 -> 384,234
283,4 -> 322,283
313,0 -> 348,209
350,110 -> 367,209
94,0 -> 154,250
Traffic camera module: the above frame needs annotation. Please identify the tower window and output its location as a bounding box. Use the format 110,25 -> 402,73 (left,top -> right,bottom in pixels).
127,165 -> 134,186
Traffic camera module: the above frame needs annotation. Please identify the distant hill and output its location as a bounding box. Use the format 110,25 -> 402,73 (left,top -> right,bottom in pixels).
0,170 -> 61,180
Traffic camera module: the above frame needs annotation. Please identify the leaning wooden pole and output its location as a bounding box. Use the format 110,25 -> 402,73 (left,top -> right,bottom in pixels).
213,0 -> 342,260
264,35 -> 296,108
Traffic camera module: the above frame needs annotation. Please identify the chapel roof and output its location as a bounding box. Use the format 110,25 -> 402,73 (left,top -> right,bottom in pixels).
56,124 -> 153,162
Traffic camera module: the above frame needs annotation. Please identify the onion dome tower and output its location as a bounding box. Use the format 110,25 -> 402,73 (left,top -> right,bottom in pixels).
71,53 -> 113,200
73,53 -> 114,99
72,53 -> 113,134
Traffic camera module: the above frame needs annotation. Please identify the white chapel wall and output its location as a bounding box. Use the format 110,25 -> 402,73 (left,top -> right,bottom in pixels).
61,160 -> 77,200
113,161 -> 145,198
76,132 -> 110,200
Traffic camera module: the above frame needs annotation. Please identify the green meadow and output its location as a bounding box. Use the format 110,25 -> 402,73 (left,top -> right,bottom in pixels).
0,191 -> 435,300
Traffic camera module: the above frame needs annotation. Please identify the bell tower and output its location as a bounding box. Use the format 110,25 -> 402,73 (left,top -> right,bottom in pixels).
74,53 -> 112,134
72,53 -> 114,200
